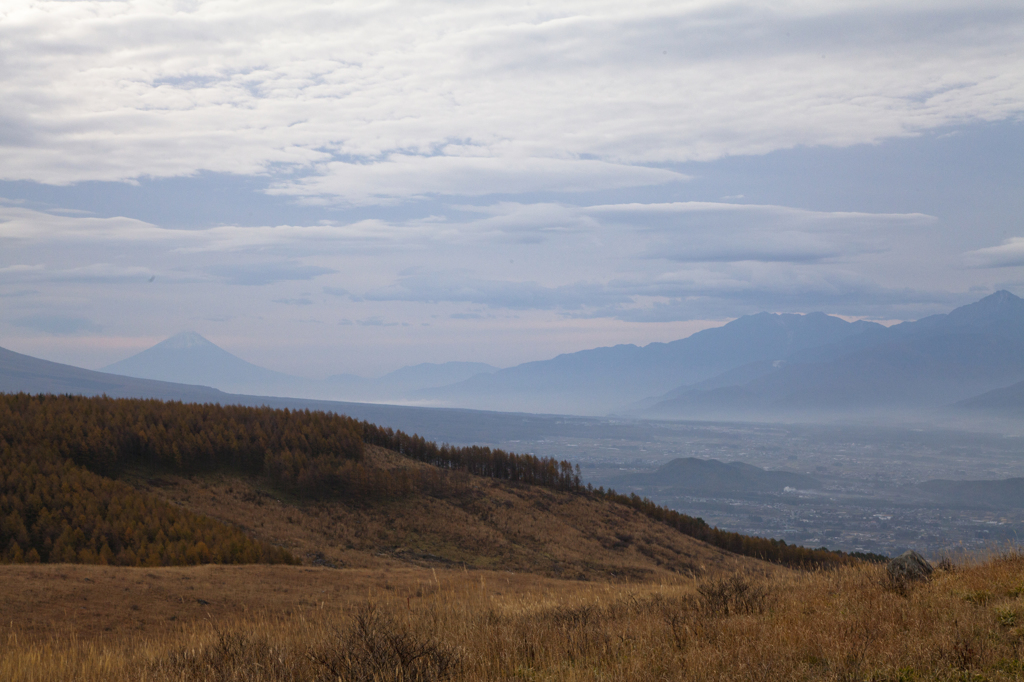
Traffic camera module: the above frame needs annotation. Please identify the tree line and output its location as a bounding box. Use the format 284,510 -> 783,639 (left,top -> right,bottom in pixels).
0,393 -> 363,492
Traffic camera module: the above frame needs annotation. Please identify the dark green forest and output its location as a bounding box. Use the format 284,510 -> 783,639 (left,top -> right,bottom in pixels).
1,393 -> 872,568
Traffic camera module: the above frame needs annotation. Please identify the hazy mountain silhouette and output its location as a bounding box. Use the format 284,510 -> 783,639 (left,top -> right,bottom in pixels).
918,477 -> 1024,509
0,344 -> 230,402
323,362 -> 498,401
417,312 -> 882,414
643,290 -> 1024,420
102,331 -> 311,397
7,290 -> 1023,422
101,332 -> 499,402
955,379 -> 1024,415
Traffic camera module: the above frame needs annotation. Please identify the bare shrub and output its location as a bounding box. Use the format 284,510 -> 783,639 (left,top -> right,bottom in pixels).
658,594 -> 701,651
542,603 -> 608,663
308,603 -> 459,682
159,630 -> 300,681
697,574 -> 774,616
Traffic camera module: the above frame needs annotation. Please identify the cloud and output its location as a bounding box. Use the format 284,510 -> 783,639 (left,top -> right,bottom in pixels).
12,315 -> 102,335
1,1 -> 1021,205
357,316 -> 400,327
364,274 -> 622,311
357,262 -> 956,322
0,262 -> 159,284
0,197 -> 945,322
203,262 -> 335,286
964,238 -> 1024,268
586,202 -> 936,263
269,156 -> 687,205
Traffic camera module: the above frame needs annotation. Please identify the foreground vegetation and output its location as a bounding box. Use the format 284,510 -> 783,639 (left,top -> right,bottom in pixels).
3,551 -> 1024,681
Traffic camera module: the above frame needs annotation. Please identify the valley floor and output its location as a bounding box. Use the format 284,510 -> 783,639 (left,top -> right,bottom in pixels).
4,552 -> 1024,681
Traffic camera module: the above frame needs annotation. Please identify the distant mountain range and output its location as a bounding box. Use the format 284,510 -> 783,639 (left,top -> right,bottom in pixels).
414,290 -> 1024,418
322,362 -> 498,402
4,289 -> 1024,422
415,311 -> 883,414
918,478 -> 1024,509
0,344 -> 230,403
637,290 -> 1024,420
101,332 -> 498,402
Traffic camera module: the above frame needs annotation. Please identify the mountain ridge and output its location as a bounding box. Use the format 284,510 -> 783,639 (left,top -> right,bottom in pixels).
416,311 -> 883,414
640,290 -> 1024,420
102,332 -> 500,401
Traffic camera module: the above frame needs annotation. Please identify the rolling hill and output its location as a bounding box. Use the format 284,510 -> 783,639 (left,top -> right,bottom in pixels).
0,393 -> 859,575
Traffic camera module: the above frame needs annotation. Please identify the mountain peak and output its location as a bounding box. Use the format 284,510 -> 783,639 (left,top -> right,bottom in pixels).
980,289 -> 1022,305
157,332 -> 218,350
102,331 -> 298,393
943,289 -> 1024,328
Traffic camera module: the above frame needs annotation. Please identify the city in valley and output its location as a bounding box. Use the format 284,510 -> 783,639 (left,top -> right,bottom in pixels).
469,416 -> 1024,557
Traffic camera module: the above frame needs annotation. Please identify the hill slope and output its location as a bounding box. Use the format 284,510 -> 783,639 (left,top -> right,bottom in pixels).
140,445 -> 756,581
0,344 -> 231,402
0,393 -> 859,576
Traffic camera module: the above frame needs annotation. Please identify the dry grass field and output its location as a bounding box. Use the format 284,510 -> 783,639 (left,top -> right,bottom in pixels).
4,551 -> 1024,681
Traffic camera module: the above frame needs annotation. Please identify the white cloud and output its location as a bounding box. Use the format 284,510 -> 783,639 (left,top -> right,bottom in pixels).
586,202 -> 936,263
0,0 -> 1021,204
269,156 -> 687,204
964,238 -> 1024,268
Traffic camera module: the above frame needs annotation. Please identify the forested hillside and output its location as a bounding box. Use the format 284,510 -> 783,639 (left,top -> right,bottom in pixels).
1,393 -> 868,569
0,442 -> 295,566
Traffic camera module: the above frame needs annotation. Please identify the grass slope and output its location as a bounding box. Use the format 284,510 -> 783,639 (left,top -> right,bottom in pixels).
136,445 -> 760,581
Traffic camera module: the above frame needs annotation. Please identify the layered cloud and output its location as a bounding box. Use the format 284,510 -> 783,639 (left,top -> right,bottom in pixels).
0,199 -> 954,323
964,238 -> 1024,268
2,0 -> 1022,204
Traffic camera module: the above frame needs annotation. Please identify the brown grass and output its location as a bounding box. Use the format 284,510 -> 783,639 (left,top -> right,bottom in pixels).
132,445 -> 758,581
5,551 -> 1024,681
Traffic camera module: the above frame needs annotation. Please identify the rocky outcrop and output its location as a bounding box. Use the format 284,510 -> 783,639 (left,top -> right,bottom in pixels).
887,550 -> 934,583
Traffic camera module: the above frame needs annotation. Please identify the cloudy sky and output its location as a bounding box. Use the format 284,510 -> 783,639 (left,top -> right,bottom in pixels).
1,0 -> 1022,377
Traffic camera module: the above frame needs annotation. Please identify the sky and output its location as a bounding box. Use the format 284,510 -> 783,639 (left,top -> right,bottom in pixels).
1,0 -> 1022,378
